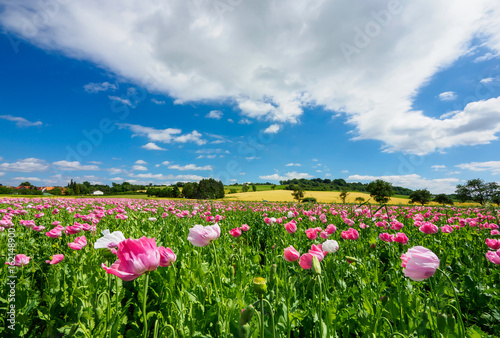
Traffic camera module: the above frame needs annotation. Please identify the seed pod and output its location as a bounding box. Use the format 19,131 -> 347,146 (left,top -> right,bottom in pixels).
253,277 -> 267,297
312,255 -> 322,275
239,304 -> 255,326
239,324 -> 251,338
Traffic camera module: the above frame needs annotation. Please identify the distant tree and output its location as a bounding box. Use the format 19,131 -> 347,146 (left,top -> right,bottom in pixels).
433,194 -> 454,205
409,189 -> 432,206
50,187 -> 63,196
271,185 -> 276,190
291,185 -> 305,203
455,179 -> 499,205
242,185 -> 249,192
19,181 -> 32,187
182,182 -> 198,199
492,192 -> 500,207
302,197 -> 317,203
172,186 -> 181,198
82,181 -> 91,189
366,180 -> 393,204
339,187 -> 349,204
252,184 -> 257,192
355,197 -> 365,204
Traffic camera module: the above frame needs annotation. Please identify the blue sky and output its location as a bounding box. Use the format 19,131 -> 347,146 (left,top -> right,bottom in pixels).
1,0 -> 500,194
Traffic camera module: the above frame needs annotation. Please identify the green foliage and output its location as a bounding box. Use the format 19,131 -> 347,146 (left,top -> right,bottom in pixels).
180,179 -> 225,199
409,189 -> 432,206
354,197 -> 365,203
242,185 -> 250,193
252,184 -> 257,192
456,179 -> 500,205
301,197 -> 317,203
339,187 -> 349,204
291,185 -> 305,202
366,179 -> 393,204
281,177 -> 413,195
433,193 -> 454,205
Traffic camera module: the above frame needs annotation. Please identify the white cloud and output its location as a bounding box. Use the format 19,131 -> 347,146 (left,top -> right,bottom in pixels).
456,161 -> 500,174
168,164 -> 213,171
0,115 -> 42,127
431,165 -> 446,170
285,163 -> 301,167
438,91 -> 457,101
84,82 -> 117,93
132,165 -> 148,171
346,174 -> 459,194
0,158 -> 49,172
118,123 -> 206,145
227,119 -> 234,123
238,119 -> 253,125
88,161 -> 103,164
108,168 -> 125,174
129,172 -> 205,181
480,77 -> 494,84
341,170 -> 349,174
108,96 -> 132,106
135,160 -> 147,164
160,161 -> 170,166
206,110 -> 223,119
2,1 -> 500,154
259,171 -> 313,181
263,124 -> 280,134
141,142 -> 167,151
0,172 -> 4,176
151,98 -> 165,105
53,161 -> 100,171
473,52 -> 497,63
245,157 -> 261,161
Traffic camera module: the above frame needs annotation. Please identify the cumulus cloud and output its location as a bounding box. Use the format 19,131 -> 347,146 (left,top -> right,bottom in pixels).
0,115 -> 42,127
206,110 -> 223,119
346,174 -> 459,194
2,1 -> 500,153
84,82 -> 117,93
285,163 -> 302,167
168,164 -> 213,171
135,160 -> 147,164
456,161 -> 500,174
151,98 -> 165,105
260,171 -> 313,181
132,165 -> 148,171
263,124 -> 280,134
53,161 -> 100,171
118,123 -> 206,145
431,165 -> 446,171
141,142 -> 167,151
438,91 -> 457,101
129,172 -> 205,181
0,158 -> 49,172
108,96 -> 132,106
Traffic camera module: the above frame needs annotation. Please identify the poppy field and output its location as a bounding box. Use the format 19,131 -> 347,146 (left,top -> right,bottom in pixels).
1,197 -> 500,337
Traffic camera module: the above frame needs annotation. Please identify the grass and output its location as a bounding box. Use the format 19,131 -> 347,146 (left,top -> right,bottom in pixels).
224,184 -> 286,193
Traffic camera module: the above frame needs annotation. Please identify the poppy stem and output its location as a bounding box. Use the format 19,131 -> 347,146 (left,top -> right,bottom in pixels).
438,268 -> 465,336
143,272 -> 150,338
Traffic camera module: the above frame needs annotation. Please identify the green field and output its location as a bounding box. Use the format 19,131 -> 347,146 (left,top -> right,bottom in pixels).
224,184 -> 286,193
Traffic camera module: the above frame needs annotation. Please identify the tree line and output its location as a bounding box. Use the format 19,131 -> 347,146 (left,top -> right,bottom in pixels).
280,178 -> 414,195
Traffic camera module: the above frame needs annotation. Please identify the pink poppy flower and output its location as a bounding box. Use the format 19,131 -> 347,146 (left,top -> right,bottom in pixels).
379,233 -> 394,243
101,237 -> 161,281
491,230 -> 500,236
401,246 -> 439,281
485,239 -> 500,250
240,224 -> 250,231
440,225 -> 453,233
486,249 -> 500,265
394,232 -> 409,245
305,227 -> 319,240
45,228 -> 62,238
229,227 -> 242,238
390,220 -> 404,231
341,228 -> 359,240
46,254 -> 64,265
158,246 -> 177,267
419,222 -> 438,234
187,224 -> 221,247
5,254 -> 31,266
68,236 -> 87,250
32,225 -> 46,232
285,222 -> 297,234
325,224 -> 337,235
283,246 -> 300,262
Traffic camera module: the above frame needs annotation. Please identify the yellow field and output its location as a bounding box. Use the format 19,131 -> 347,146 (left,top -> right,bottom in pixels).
223,190 -> 478,206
